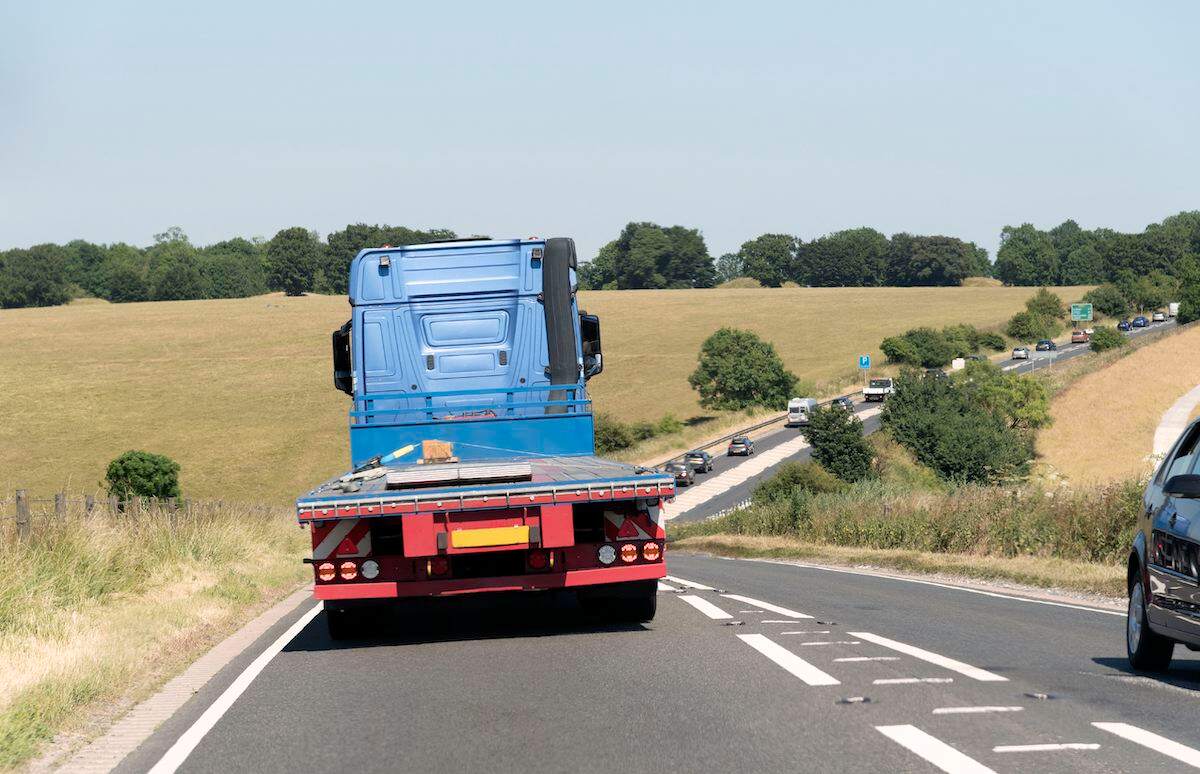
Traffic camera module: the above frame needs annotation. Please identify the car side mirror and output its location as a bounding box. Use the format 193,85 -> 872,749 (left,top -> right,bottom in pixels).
1164,474 -> 1200,499
579,312 -> 603,379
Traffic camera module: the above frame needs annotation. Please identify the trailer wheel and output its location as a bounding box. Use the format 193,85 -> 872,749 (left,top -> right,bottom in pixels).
324,603 -> 374,641
578,579 -> 657,623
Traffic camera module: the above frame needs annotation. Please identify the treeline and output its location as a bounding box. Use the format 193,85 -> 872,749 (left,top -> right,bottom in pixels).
578,223 -> 992,290
0,223 -> 455,308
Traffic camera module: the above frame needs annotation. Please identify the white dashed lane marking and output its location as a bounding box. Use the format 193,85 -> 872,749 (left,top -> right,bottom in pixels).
677,595 -> 732,620
874,677 -> 954,685
994,743 -> 1098,753
720,594 -> 811,619
737,633 -> 840,686
657,581 -> 679,592
849,632 -> 1008,682
932,706 -> 1023,715
1093,723 -> 1200,768
663,575 -> 713,590
876,725 -> 996,774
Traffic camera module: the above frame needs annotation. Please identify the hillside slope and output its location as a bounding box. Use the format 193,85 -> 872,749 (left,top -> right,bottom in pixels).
0,286 -> 1089,502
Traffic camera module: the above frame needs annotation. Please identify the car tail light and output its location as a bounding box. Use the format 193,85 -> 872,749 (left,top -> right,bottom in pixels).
339,561 -> 357,581
597,544 -> 616,565
317,562 -> 336,582
428,556 -> 450,576
620,544 -> 638,563
642,542 -> 661,562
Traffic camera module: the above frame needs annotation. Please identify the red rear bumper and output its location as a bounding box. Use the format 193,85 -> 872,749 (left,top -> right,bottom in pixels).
314,563 -> 666,600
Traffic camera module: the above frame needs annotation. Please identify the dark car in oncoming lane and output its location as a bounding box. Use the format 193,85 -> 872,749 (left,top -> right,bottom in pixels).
664,461 -> 695,486
727,436 -> 754,456
684,449 -> 713,473
1127,417 -> 1200,671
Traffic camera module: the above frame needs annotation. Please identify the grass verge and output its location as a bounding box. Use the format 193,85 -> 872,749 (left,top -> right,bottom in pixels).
670,534 -> 1125,598
0,500 -> 307,770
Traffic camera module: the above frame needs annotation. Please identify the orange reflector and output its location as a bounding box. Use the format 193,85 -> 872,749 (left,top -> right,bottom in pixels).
339,561 -> 357,580
317,562 -> 336,582
620,543 -> 638,563
642,542 -> 661,562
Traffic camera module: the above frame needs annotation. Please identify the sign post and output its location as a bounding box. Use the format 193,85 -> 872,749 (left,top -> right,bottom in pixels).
858,354 -> 871,386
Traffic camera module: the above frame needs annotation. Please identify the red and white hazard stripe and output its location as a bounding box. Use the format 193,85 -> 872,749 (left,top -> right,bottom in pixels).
311,519 -> 372,560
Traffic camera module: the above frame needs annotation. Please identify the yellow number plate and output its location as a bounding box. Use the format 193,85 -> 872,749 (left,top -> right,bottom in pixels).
450,525 -> 530,549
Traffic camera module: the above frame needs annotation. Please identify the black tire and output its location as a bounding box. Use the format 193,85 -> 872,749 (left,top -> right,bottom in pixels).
1127,575 -> 1173,671
543,238 -> 578,415
579,580 -> 657,623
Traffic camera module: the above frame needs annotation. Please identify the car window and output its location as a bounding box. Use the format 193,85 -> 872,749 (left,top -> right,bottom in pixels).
1158,423 -> 1200,484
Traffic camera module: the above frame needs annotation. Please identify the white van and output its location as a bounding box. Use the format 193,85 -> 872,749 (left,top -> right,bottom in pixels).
786,397 -> 818,427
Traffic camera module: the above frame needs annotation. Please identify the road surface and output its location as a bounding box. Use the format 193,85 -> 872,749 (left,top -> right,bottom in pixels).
115,553 -> 1200,773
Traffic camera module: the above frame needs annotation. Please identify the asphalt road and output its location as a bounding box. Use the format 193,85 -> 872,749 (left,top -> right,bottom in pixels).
116,553 -> 1200,773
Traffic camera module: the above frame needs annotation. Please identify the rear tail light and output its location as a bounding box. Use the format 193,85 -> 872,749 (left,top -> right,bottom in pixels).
360,559 -> 380,580
317,562 -> 336,582
528,550 -> 548,570
427,556 -> 450,576
597,544 -> 617,565
339,561 -> 358,581
642,542 -> 661,562
620,544 -> 638,563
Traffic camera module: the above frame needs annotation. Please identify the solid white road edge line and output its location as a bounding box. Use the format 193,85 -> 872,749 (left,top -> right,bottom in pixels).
1093,722 -> 1200,768
737,633 -> 840,686
663,574 -> 714,590
849,631 -> 1008,682
932,706 -> 1023,714
748,557 -> 1123,617
147,602 -> 323,774
876,724 -> 996,774
677,595 -> 733,620
721,593 -> 812,618
993,743 -> 1099,752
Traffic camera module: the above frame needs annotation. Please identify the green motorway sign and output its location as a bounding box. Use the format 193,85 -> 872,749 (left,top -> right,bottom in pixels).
1070,303 -> 1093,322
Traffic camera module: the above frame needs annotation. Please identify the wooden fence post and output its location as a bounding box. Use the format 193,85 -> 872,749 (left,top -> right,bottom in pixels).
15,490 -> 30,542
55,492 -> 66,519
108,495 -> 119,515
85,494 -> 95,514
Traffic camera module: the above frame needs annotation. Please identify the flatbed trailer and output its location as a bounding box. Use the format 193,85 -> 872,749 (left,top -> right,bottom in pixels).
298,236 -> 674,637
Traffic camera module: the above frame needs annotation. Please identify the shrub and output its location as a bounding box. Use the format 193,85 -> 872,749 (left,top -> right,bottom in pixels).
594,413 -> 635,454
752,461 -> 844,505
655,414 -> 684,435
1089,326 -> 1126,352
802,406 -> 874,482
1005,310 -> 1059,342
975,331 -> 1007,351
1083,284 -> 1128,318
688,327 -> 798,411
1025,287 -> 1066,319
104,451 -> 181,501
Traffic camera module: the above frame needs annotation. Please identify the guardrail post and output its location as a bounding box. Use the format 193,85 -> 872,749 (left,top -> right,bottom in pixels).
54,492 -> 66,519
15,490 -> 30,542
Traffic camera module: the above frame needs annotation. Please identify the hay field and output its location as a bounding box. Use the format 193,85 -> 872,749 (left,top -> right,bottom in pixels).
1038,322 -> 1200,484
0,286 -> 1088,502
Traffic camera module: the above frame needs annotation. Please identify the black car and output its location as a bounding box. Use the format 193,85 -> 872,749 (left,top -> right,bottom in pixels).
1118,319 -> 1132,331
664,461 -> 695,486
683,449 -> 713,473
1133,316 -> 1149,328
1035,339 -> 1057,351
1127,418 -> 1200,671
727,436 -> 754,456
832,396 -> 854,411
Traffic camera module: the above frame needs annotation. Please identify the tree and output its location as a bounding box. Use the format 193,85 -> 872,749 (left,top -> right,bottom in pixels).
737,233 -> 796,287
266,227 -> 323,295
885,234 -> 981,286
1005,310 -> 1058,342
1082,284 -> 1129,318
324,223 -> 454,294
1175,259 -> 1200,324
104,450 -> 181,501
688,327 -> 798,410
802,406 -> 873,482
1060,244 -> 1104,284
604,222 -> 714,289
714,252 -> 744,284
1089,326 -> 1127,352
661,225 -> 715,288
957,361 -> 1051,431
579,242 -> 618,289
0,244 -> 72,308
994,224 -> 1059,285
794,228 -> 888,286
1119,270 -> 1176,312
1025,288 -> 1066,319
617,224 -> 670,289
879,327 -> 956,367
151,253 -> 209,300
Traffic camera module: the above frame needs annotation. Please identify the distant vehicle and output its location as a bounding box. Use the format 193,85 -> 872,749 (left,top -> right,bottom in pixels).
684,449 -> 713,473
965,354 -> 988,362
1118,319 -> 1132,331
924,368 -> 948,380
1169,302 -> 1180,317
1070,330 -> 1089,344
832,396 -> 854,411
1035,339 -> 1057,351
1084,327 -> 1095,335
1127,418 -> 1200,671
863,378 -> 895,402
1133,316 -> 1149,328
1012,347 -> 1029,360
1152,311 -> 1166,322
786,397 -> 819,427
664,461 -> 695,486
727,436 -> 754,456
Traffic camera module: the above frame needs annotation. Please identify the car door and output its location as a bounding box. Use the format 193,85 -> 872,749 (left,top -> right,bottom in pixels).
1146,422 -> 1200,639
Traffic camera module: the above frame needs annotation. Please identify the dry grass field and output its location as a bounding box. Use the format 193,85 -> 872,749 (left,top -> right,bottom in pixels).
0,286 -> 1089,502
1038,322 -> 1200,484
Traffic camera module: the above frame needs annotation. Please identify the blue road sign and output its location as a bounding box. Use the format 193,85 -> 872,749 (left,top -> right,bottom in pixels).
858,354 -> 871,369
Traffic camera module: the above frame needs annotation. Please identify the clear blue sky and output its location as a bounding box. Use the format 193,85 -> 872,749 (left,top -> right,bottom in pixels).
2,1 -> 1197,262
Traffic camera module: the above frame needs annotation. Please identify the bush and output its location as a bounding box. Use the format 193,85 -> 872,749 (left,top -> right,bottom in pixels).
802,406 -> 874,482
0,245 -> 72,308
1089,326 -> 1126,352
1025,287 -> 1066,319
1178,279 -> 1200,325
688,327 -> 798,411
104,451 -> 181,501
752,461 -> 844,505
880,327 -> 955,367
1083,284 -> 1128,318
1005,310 -> 1060,342
975,331 -> 1007,351
594,413 -> 635,454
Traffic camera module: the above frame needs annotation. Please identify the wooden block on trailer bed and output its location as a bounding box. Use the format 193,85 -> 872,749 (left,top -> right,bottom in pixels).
421,439 -> 457,464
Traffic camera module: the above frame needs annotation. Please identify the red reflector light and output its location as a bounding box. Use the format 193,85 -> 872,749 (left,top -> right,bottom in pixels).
642,542 -> 661,562
528,551 -> 548,570
339,561 -> 357,580
429,556 -> 450,576
317,562 -> 336,582
620,544 -> 638,563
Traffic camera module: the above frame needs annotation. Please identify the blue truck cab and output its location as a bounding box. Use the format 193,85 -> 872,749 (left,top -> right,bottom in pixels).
299,237 -> 673,638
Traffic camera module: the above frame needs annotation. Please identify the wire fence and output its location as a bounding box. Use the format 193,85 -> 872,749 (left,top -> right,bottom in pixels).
1,490 -> 285,543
